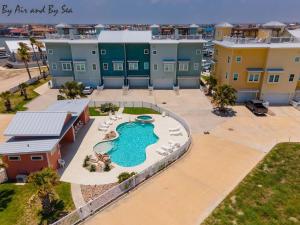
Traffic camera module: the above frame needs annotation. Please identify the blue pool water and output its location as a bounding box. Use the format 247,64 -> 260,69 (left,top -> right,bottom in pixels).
108,122 -> 158,167
137,115 -> 153,120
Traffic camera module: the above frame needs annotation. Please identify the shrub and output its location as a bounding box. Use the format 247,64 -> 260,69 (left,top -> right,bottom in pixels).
100,103 -> 118,113
103,163 -> 111,172
83,156 -> 90,168
89,164 -> 96,172
117,172 -> 136,183
57,95 -> 66,100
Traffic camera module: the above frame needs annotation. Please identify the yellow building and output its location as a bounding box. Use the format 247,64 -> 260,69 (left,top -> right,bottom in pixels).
214,22 -> 233,41
213,36 -> 300,105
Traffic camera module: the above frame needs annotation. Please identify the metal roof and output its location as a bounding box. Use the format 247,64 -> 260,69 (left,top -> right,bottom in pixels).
0,138 -> 59,154
215,22 -> 233,28
262,21 -> 286,28
98,30 -> 152,43
5,40 -> 45,53
46,99 -> 89,116
4,112 -> 68,137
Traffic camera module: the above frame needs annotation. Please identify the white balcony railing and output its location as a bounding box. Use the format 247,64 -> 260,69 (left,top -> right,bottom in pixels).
45,33 -> 98,40
152,34 -> 203,40
223,36 -> 298,44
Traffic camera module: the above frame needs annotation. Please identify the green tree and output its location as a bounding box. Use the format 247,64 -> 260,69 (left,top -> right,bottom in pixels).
29,37 -> 42,75
59,81 -> 84,99
0,91 -> 12,112
35,40 -> 49,70
212,84 -> 237,112
18,82 -> 29,100
28,168 -> 60,217
203,75 -> 217,95
17,42 -> 32,80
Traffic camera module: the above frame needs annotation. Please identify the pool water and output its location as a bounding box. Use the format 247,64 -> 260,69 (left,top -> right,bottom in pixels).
108,122 -> 158,167
137,115 -> 153,120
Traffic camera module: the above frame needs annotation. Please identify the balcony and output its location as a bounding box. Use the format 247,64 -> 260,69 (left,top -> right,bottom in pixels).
152,34 -> 203,40
45,33 -> 98,40
222,36 -> 298,44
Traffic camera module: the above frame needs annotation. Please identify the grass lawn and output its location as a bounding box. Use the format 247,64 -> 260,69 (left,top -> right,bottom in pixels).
0,182 -> 74,225
0,77 -> 50,113
88,107 -> 109,116
123,107 -> 160,114
202,143 -> 300,225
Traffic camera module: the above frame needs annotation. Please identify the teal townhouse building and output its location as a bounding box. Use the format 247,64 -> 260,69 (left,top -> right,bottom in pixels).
44,24 -> 206,89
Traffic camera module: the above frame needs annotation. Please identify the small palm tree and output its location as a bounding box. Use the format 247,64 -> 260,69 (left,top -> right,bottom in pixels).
212,84 -> 237,112
28,168 -> 60,217
203,75 -> 217,95
59,81 -> 84,99
0,91 -> 12,112
35,40 -> 49,70
17,42 -> 32,80
29,37 -> 42,75
18,82 -> 29,100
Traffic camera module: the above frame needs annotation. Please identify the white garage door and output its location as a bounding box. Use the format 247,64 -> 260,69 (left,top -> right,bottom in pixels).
152,78 -> 174,89
236,92 -> 257,103
178,78 -> 200,89
129,79 -> 149,89
262,93 -> 291,105
103,78 -> 124,89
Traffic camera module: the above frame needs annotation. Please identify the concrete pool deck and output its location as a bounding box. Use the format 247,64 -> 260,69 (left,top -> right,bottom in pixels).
59,114 -> 189,185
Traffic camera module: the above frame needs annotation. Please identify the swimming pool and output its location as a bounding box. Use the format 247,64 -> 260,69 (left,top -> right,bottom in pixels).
94,122 -> 158,167
135,115 -> 154,123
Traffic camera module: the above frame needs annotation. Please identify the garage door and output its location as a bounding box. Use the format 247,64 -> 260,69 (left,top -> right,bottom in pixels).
129,79 -> 149,89
236,92 -> 258,103
178,78 -> 200,89
261,93 -> 291,105
152,78 -> 174,89
103,78 -> 124,89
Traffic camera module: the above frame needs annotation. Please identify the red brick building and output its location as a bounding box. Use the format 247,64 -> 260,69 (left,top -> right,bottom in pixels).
0,99 -> 90,180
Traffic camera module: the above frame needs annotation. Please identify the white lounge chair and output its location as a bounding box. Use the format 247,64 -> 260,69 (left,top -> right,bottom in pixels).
117,114 -> 122,119
100,122 -> 109,128
106,120 -> 113,125
58,159 -> 65,168
110,116 -> 117,121
169,126 -> 180,132
156,149 -> 168,156
99,127 -> 108,132
161,145 -> 173,153
162,111 -> 167,117
170,130 -> 182,136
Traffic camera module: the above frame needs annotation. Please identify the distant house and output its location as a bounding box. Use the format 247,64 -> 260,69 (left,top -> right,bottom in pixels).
9,28 -> 29,37
0,99 -> 90,181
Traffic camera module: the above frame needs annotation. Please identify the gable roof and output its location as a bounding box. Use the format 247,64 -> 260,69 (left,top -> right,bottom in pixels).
46,99 -> 89,116
262,21 -> 286,28
4,112 -> 68,137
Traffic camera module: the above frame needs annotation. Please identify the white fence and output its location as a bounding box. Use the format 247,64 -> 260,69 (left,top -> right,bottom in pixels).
51,101 -> 192,225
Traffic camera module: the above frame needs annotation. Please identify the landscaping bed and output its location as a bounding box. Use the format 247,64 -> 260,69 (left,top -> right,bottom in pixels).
202,143 -> 300,225
123,107 -> 160,115
81,183 -> 118,203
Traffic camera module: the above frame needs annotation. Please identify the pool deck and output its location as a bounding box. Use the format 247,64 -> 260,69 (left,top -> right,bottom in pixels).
59,113 -> 189,185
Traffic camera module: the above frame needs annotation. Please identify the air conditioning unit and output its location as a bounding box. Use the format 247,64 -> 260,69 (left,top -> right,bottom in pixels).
16,174 -> 28,183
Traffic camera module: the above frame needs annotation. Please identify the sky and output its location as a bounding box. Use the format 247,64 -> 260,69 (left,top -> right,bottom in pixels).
1,0 -> 300,24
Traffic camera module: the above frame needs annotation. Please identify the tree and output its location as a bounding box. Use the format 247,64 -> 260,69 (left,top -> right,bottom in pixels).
18,82 -> 29,100
59,81 -> 84,99
0,91 -> 12,112
35,40 -> 49,70
28,168 -> 59,217
212,84 -> 237,112
17,42 -> 32,80
203,75 -> 217,95
29,37 -> 42,75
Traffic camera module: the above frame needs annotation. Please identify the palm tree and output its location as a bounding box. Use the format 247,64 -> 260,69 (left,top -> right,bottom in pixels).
59,81 -> 84,99
203,75 -> 217,95
18,82 -> 29,100
28,168 -> 59,217
0,91 -> 12,112
29,37 -> 42,75
17,42 -> 32,80
35,40 -> 49,70
212,84 -> 237,112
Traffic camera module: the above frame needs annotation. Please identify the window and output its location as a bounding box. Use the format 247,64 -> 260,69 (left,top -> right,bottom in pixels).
144,62 -> 149,70
31,155 -> 43,161
233,73 -> 238,81
153,64 -> 158,71
8,156 -> 20,161
91,50 -> 96,55
196,49 -> 202,55
248,73 -> 260,82
48,49 -> 53,55
152,50 -> 157,55
144,49 -> 149,54
61,62 -> 72,71
268,74 -> 280,83
52,63 -> 57,70
236,56 -> 242,64
100,49 -> 106,55
295,57 -> 300,63
225,72 -> 228,79
92,64 -> 97,71
178,62 -> 189,71
128,62 -> 138,71
289,74 -> 295,82
194,63 -> 199,71
75,63 -> 86,72
227,56 -> 231,64
113,62 -> 123,71
163,63 -> 174,72
103,63 -> 109,70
